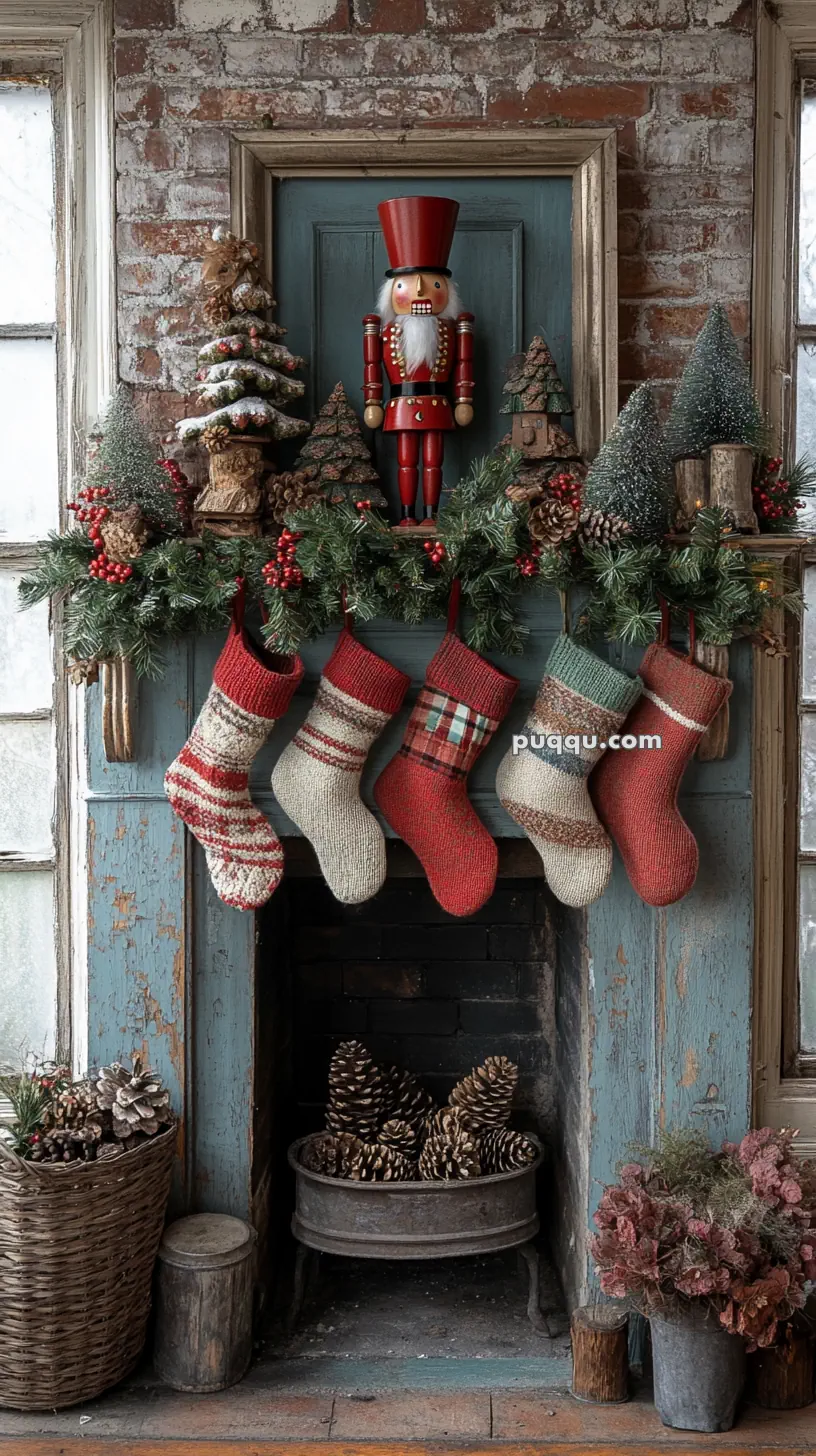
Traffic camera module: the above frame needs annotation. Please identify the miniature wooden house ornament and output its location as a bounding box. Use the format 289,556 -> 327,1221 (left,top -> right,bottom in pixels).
502,336 -> 580,462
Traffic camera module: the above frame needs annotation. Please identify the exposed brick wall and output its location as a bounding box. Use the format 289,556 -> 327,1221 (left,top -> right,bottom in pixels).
114,0 -> 756,431
269,877 -> 556,1142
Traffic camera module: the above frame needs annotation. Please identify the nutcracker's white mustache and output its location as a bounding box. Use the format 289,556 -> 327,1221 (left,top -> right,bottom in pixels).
377,278 -> 462,372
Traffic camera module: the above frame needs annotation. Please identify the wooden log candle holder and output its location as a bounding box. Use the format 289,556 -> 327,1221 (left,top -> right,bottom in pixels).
675,456 -> 708,527
709,443 -> 758,532
101,656 -> 135,762
749,1332 -> 814,1410
571,1306 -> 629,1403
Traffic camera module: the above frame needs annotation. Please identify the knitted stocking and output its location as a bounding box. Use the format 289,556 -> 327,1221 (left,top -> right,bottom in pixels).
496,636 -> 641,907
590,643 -> 732,907
374,633 -> 518,917
165,621 -> 303,910
271,629 -> 410,904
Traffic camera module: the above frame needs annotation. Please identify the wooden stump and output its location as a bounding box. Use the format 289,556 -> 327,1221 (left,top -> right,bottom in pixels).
193,435 -> 266,537
749,1333 -> 814,1410
101,656 -> 135,762
571,1305 -> 629,1403
709,443 -> 758,532
693,642 -> 731,761
675,456 -> 708,526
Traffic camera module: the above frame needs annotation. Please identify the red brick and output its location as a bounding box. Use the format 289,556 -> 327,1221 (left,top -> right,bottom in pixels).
427,0 -> 496,31
133,387 -> 197,439
115,0 -> 175,28
594,0 -> 688,29
617,173 -> 650,211
677,84 -> 743,118
222,37 -> 301,76
487,81 -> 651,123
497,0 -> 572,31
619,255 -> 705,299
115,39 -> 147,77
533,36 -> 662,77
187,128 -> 231,171
118,220 -> 212,257
116,127 -> 183,173
168,173 -> 231,219
645,301 -> 748,341
116,81 -> 165,123
166,85 -> 321,123
640,117 -> 708,168
369,36 -> 445,74
268,0 -> 350,29
645,217 -> 718,254
618,339 -> 687,381
375,85 -> 480,119
135,347 -> 162,379
302,36 -> 368,77
451,36 -> 534,77
617,213 -> 642,253
117,173 -> 171,216
147,35 -> 221,76
354,0 -> 425,30
324,89 -> 377,118
118,259 -> 172,295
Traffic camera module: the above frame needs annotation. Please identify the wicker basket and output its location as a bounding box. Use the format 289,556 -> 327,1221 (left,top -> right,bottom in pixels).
0,1124 -> 176,1410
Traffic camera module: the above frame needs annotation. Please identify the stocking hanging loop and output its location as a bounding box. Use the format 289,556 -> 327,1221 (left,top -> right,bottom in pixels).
341,585 -> 354,634
558,589 -> 570,636
658,594 -> 671,646
447,578 -> 462,634
232,575 -> 246,630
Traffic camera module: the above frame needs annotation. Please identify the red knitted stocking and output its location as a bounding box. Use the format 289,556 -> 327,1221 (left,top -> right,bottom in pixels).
590,643 -> 732,907
374,632 -> 517,917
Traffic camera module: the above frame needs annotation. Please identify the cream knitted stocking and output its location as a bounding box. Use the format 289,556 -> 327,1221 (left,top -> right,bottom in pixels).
271,629 -> 410,904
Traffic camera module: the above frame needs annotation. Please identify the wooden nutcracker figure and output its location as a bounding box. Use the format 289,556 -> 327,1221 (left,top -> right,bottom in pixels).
363,195 -> 474,526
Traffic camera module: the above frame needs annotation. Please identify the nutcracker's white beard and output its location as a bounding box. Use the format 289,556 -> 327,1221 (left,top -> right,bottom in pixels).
377,278 -> 462,373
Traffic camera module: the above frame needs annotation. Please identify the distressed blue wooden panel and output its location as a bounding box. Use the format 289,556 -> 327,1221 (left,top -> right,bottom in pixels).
86,639 -> 192,797
85,797 -> 186,1194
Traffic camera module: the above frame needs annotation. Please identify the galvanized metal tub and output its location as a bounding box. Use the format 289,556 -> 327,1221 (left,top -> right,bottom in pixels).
288,1134 -> 543,1259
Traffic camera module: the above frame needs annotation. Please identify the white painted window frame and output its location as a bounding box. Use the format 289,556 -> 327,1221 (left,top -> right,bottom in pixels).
0,0 -> 116,1076
753,1 -> 816,1151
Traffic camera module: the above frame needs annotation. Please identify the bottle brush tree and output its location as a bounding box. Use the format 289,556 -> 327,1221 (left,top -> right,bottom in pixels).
583,383 -> 673,542
666,302 -> 766,461
293,381 -> 386,507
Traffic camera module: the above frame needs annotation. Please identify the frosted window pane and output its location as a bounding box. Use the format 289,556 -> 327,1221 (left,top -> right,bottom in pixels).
0,338 -> 58,542
0,871 -> 56,1066
0,571 -> 52,712
803,569 -> 816,702
800,865 -> 816,1052
0,720 -> 54,855
801,716 -> 816,850
0,87 -> 54,325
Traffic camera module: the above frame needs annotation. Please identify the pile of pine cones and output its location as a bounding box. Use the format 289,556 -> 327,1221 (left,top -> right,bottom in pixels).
299,1042 -> 538,1183
18,1056 -> 172,1165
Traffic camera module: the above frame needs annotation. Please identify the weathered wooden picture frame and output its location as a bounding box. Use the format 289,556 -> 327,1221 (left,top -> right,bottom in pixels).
228,126 -> 618,461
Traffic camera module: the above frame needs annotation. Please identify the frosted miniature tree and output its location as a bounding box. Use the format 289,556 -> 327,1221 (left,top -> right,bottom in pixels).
665,303 -> 765,461
177,226 -> 310,447
583,383 -> 674,542
294,382 -> 387,507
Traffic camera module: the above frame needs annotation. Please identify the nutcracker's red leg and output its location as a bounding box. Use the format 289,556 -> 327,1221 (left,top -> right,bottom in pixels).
421,430 -> 444,523
397,431 -> 420,526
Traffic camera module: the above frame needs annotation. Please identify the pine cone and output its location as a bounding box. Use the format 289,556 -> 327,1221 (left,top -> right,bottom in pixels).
326,1041 -> 384,1142
202,424 -> 232,454
449,1056 -> 518,1130
349,1141 -> 414,1182
379,1118 -> 419,1159
505,481 -> 545,504
100,504 -> 150,563
577,507 -> 630,546
419,1127 -> 482,1181
44,1079 -> 98,1133
300,1131 -> 362,1178
424,1106 -> 475,1139
202,293 -> 233,330
67,658 -> 100,686
95,1056 -> 171,1140
267,467 -> 324,524
528,497 -> 579,547
380,1065 -> 435,1132
480,1127 -> 538,1175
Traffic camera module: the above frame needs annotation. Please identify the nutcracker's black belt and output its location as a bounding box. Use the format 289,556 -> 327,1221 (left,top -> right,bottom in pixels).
389,382 -> 449,398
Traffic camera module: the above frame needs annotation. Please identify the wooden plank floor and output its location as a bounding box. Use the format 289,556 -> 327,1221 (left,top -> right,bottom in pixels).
0,1385 -> 814,1452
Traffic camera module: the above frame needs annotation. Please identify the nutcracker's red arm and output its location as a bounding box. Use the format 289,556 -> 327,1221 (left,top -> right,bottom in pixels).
363,313 -> 383,406
454,312 -> 475,408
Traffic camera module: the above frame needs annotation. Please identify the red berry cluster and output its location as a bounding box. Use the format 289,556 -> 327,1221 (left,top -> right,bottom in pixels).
355,499 -> 373,511
158,457 -> 194,526
753,456 -> 805,526
68,486 -> 132,583
548,470 -> 583,510
216,339 -> 243,358
263,528 -> 303,590
423,539 -> 447,567
515,545 -> 542,578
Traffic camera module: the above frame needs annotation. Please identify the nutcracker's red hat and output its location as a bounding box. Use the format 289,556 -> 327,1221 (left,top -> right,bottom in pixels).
378,195 -> 459,278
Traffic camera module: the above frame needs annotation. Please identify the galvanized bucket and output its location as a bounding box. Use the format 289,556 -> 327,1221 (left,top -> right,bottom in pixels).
288,1134 -> 543,1259
650,1308 -> 746,1432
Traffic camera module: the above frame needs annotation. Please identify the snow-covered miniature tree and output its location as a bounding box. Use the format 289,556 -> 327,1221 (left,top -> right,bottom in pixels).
583,383 -> 674,541
177,226 -> 310,448
665,303 -> 765,461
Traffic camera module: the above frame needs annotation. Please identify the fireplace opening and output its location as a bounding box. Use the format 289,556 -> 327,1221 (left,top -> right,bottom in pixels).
255,858 -> 571,1373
